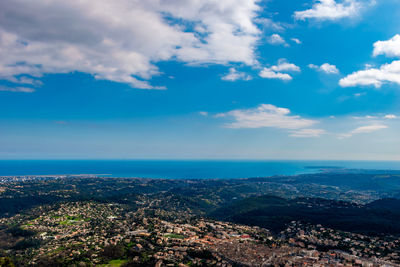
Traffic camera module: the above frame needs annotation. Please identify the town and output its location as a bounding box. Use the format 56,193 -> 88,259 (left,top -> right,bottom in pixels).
0,199 -> 400,266
2,173 -> 400,266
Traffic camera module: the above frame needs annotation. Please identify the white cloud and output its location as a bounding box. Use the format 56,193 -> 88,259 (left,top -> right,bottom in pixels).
364,64 -> 374,69
339,60 -> 400,88
373,34 -> 400,58
259,69 -> 292,81
6,76 -> 43,87
199,111 -> 209,116
290,128 -> 327,138
259,59 -> 300,81
353,92 -> 366,97
271,59 -> 301,72
339,124 -> 388,138
352,115 -> 376,120
255,18 -> 285,32
216,104 -> 318,130
267,34 -> 287,46
351,124 -> 387,134
0,0 -> 262,89
0,86 -> 35,93
320,63 -> 340,74
341,34 -> 400,88
309,63 -> 339,74
221,68 -> 252,81
291,38 -> 302,44
294,0 -> 363,21
384,114 -> 397,119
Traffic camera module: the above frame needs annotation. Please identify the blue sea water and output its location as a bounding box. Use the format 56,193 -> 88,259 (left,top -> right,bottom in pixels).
0,160 -> 400,179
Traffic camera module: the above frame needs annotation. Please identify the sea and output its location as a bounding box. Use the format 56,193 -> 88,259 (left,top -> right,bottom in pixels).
0,160 -> 400,179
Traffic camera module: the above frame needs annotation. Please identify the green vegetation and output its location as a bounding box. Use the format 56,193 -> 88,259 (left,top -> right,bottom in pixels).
58,220 -> 74,225
99,259 -> 128,267
210,195 -> 400,235
165,233 -> 185,239
66,215 -> 84,221
0,257 -> 15,267
7,226 -> 35,237
52,246 -> 65,254
57,215 -> 85,225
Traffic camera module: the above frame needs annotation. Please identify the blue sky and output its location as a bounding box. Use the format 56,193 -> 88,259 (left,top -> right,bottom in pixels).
0,0 -> 400,160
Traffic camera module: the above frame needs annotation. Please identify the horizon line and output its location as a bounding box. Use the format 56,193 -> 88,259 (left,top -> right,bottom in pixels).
0,158 -> 399,162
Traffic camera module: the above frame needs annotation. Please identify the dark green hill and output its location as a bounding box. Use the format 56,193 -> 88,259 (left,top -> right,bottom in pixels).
209,195 -> 400,235
367,198 -> 400,211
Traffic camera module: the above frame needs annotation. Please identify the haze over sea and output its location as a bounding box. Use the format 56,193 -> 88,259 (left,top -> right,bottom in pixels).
1,160 -> 400,179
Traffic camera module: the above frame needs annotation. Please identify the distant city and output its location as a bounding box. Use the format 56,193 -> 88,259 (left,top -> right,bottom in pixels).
1,168 -> 400,266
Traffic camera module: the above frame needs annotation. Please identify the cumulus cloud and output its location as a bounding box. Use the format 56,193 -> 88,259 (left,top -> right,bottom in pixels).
267,34 -> 288,46
309,63 -> 339,74
339,60 -> 400,88
0,86 -> 35,93
221,68 -> 252,81
319,63 -> 339,74
216,104 -> 318,130
294,0 -> 363,21
339,124 -> 388,138
199,111 -> 209,116
259,59 -> 300,81
0,0 -> 262,89
259,70 -> 292,81
271,60 -> 301,72
290,128 -> 327,138
373,34 -> 400,58
340,34 -> 400,88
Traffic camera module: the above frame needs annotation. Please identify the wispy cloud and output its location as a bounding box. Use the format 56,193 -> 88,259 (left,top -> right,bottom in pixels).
0,86 -> 35,93
6,76 -> 43,87
216,104 -> 318,130
215,105 -> 392,140
384,114 -> 397,119
353,92 -> 366,98
255,18 -> 285,32
291,38 -> 302,44
290,128 -> 327,138
199,111 -> 209,117
339,124 -> 388,139
221,68 -> 252,82
352,115 -> 376,120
